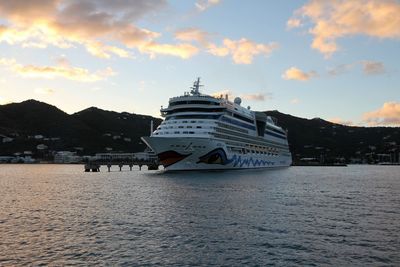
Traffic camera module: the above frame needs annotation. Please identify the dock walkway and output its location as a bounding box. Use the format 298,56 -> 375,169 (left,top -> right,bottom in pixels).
84,152 -> 160,172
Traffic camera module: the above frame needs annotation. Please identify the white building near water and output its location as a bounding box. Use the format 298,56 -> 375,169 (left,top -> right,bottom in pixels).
54,151 -> 82,163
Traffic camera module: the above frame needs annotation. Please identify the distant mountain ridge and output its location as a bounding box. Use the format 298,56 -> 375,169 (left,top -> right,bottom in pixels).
0,99 -> 162,155
0,100 -> 399,163
265,110 -> 399,162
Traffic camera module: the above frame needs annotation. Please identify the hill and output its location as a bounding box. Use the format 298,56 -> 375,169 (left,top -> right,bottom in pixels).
0,100 -> 398,163
0,100 -> 161,156
265,110 -> 400,163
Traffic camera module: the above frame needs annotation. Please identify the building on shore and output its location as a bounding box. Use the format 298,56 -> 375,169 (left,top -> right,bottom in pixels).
54,151 -> 82,163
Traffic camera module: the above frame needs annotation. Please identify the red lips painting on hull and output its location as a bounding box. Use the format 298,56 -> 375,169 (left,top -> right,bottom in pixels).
157,150 -> 191,167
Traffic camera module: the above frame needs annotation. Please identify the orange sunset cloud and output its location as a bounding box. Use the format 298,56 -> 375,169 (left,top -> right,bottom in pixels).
0,57 -> 115,82
363,102 -> 400,126
289,0 -> 400,57
282,67 -> 317,81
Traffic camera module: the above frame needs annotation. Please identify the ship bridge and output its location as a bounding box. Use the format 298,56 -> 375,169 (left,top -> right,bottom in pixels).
161,78 -> 227,117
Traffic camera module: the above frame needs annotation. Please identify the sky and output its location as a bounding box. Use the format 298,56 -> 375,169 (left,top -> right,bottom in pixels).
0,0 -> 399,126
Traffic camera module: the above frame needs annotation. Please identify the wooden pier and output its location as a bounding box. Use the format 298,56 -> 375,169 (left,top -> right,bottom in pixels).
84,152 -> 160,172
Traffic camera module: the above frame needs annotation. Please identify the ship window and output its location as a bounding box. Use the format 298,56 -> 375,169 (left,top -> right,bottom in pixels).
178,126 -> 184,128
196,126 -> 202,128
174,131 -> 180,134
182,121 -> 188,123
233,113 -> 254,124
187,126 -> 192,128
166,115 -> 221,120
183,131 -> 188,134
191,121 -> 196,123
189,131 -> 194,134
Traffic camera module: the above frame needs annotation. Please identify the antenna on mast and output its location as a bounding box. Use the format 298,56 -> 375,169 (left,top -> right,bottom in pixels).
190,77 -> 203,95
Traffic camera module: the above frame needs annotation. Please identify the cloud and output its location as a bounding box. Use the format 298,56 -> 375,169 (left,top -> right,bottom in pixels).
328,61 -> 386,76
240,93 -> 271,101
195,0 -> 221,12
0,57 -> 115,82
289,0 -> 400,57
328,117 -> 353,126
208,38 -> 278,64
286,18 -> 301,29
85,42 -> 133,59
363,102 -> 400,126
54,54 -> 70,67
139,42 -> 199,59
0,1 -> 280,63
360,61 -> 386,75
34,87 -> 55,95
0,0 -> 204,60
282,67 -> 317,81
175,28 -> 211,45
211,89 -> 233,99
328,63 -> 355,76
211,89 -> 269,102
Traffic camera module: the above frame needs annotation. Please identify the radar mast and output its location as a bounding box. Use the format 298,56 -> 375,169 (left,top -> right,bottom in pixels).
190,77 -> 203,95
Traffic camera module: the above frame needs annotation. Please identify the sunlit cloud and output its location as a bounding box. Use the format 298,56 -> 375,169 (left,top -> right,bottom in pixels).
363,102 -> 400,126
195,0 -> 221,12
208,38 -> 278,64
289,0 -> 400,57
0,0 -> 203,60
175,28 -> 211,45
175,29 -> 277,64
34,87 -> 55,95
240,93 -> 271,101
328,117 -> 353,126
282,67 -> 317,81
0,1 -> 280,63
85,42 -> 133,59
139,42 -> 199,59
286,18 -> 301,29
211,89 -> 269,102
360,61 -> 386,75
211,89 -> 233,99
0,57 -> 115,82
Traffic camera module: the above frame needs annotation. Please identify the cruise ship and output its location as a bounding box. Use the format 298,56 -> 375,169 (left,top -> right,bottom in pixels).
141,78 -> 292,171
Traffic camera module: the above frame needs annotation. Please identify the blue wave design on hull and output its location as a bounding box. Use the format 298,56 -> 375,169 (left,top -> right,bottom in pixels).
227,155 -> 274,168
197,148 -> 274,168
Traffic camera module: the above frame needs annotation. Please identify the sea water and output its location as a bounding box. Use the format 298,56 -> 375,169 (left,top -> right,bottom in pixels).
0,164 -> 399,266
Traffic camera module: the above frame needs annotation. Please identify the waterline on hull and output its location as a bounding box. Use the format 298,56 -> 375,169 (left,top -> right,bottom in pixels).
141,136 -> 292,171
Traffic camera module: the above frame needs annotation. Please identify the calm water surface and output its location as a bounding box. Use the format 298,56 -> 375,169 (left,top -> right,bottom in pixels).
0,164 -> 399,266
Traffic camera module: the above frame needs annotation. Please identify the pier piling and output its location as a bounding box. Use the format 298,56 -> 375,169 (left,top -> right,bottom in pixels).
84,153 -> 159,172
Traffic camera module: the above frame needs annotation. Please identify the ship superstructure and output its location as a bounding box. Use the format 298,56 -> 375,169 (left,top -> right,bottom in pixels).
141,78 -> 292,171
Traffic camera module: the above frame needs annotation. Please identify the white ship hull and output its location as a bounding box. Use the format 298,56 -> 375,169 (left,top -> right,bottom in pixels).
142,136 -> 292,171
